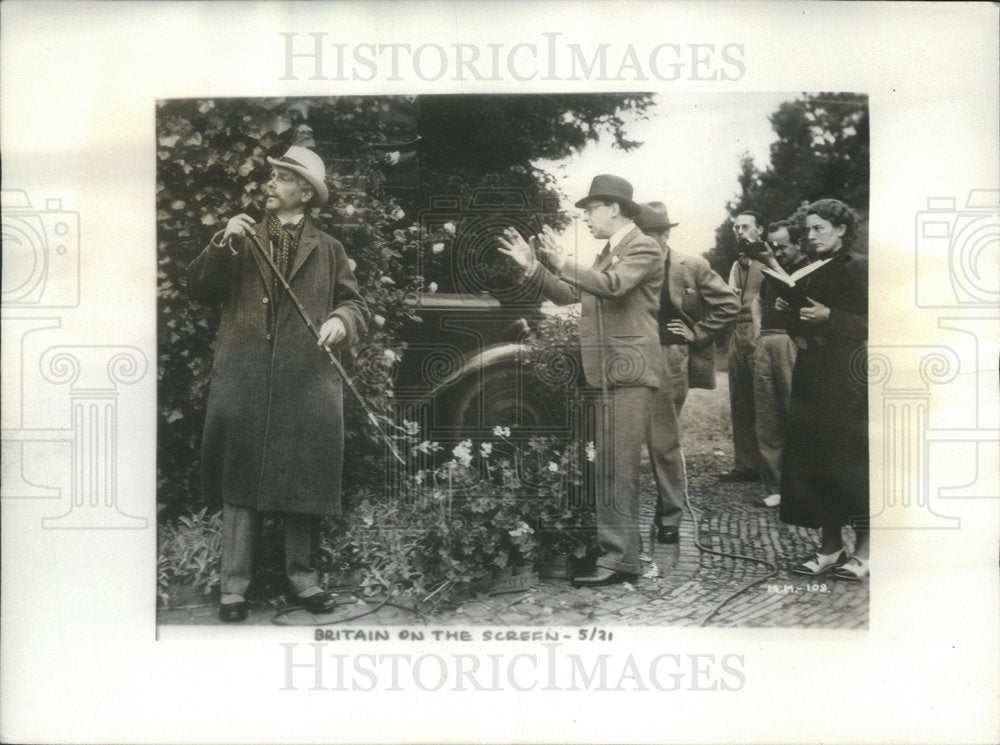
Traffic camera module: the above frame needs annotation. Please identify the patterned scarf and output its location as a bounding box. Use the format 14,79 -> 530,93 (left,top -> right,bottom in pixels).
266,213 -> 304,297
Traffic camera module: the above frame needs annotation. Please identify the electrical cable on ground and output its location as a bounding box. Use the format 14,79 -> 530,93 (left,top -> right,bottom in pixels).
678,452 -> 780,627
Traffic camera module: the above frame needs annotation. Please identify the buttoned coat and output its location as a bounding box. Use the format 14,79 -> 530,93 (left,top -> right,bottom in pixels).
533,226 -> 664,390
661,246 -> 739,388
187,218 -> 368,516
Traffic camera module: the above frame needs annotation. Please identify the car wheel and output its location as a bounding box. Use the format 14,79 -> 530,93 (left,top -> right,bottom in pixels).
448,367 -> 561,434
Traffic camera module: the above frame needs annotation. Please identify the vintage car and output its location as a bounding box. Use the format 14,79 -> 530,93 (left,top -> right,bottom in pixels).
391,292 -> 573,439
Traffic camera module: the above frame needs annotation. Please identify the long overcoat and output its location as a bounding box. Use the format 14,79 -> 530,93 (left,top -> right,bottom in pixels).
187,217 -> 368,516
779,251 -> 868,529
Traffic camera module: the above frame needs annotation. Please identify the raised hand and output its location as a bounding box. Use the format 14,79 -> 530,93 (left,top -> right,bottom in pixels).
222,213 -> 256,242
496,227 -> 537,274
537,225 -> 568,272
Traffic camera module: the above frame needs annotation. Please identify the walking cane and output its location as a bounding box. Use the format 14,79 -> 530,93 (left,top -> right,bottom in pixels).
243,230 -> 406,466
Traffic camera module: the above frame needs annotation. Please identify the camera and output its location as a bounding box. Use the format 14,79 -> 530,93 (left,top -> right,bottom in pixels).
1,190 -> 80,308
915,190 -> 999,307
736,237 -> 770,257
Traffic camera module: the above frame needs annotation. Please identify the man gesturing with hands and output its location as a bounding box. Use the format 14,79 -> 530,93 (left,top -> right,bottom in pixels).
497,175 -> 664,587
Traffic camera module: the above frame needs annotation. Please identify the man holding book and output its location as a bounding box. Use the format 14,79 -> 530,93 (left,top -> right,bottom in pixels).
751,220 -> 811,508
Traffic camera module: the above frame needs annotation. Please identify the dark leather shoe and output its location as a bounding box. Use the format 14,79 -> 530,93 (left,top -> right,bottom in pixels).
656,525 -> 679,544
571,567 -> 636,587
294,590 -> 337,614
218,601 -> 250,623
718,468 -> 758,482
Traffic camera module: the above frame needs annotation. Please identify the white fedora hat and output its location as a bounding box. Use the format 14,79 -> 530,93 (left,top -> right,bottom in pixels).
266,145 -> 329,206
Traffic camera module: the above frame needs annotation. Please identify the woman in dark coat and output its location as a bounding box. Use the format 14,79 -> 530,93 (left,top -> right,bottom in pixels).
778,199 -> 869,580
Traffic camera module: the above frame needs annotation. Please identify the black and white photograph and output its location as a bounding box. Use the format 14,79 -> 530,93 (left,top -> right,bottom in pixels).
155,92 -> 872,629
1,2 -> 997,744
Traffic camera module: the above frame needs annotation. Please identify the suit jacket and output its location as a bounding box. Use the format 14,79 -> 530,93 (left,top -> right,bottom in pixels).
187,217 -> 368,516
532,226 -> 664,390
661,245 -> 739,389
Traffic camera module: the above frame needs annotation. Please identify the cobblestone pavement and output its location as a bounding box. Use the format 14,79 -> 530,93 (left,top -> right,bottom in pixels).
159,382 -> 869,629
159,462 -> 868,630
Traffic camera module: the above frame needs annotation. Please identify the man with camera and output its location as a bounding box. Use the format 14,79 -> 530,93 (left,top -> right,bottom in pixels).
719,209 -> 768,483
635,201 -> 739,544
187,145 -> 368,622
497,175 -> 663,587
751,219 -> 811,508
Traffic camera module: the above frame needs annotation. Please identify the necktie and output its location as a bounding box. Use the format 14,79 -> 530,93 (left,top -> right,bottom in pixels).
596,242 -> 611,265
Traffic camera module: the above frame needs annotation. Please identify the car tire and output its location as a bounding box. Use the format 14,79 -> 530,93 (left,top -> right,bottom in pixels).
447,367 -> 561,435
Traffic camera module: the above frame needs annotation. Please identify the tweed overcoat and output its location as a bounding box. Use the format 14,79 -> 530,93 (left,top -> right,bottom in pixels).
660,246 -> 739,389
187,217 -> 368,516
533,226 -> 665,390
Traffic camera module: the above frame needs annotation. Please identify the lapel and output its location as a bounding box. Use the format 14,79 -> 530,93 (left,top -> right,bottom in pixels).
594,226 -> 640,271
248,220 -> 275,301
667,246 -> 686,310
288,218 -> 319,282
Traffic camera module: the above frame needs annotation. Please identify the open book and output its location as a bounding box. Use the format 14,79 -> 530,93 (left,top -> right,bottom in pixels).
760,257 -> 833,309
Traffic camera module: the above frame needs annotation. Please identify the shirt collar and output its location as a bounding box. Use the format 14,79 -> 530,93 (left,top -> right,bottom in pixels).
608,222 -> 636,251
276,213 -> 305,227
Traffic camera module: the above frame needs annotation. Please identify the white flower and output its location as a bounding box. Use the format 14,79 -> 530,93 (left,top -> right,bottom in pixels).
427,282 -> 438,293
480,442 -> 492,458
383,349 -> 397,362
585,442 -> 597,462
493,426 -> 512,438
431,242 -> 445,254
413,440 -> 440,455
414,471 -> 424,485
373,314 -> 385,327
392,208 -> 405,221
347,258 -> 357,272
384,151 -> 401,166
452,439 -> 473,467
547,461 -> 559,473
402,419 -> 420,436
508,521 -> 534,538
443,221 -> 456,234
344,204 -> 356,216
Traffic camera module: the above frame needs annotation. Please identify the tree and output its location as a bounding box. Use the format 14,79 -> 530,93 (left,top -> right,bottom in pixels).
156,94 -> 651,512
704,93 -> 869,279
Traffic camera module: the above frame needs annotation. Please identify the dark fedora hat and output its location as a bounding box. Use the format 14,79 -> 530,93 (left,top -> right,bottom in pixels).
635,201 -> 680,230
574,174 -> 641,217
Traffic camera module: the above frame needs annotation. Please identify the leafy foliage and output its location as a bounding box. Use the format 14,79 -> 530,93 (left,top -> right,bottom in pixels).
157,94 -> 651,513
157,507 -> 222,607
704,92 -> 869,279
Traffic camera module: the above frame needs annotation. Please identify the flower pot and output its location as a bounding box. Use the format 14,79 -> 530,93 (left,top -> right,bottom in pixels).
537,553 -> 574,579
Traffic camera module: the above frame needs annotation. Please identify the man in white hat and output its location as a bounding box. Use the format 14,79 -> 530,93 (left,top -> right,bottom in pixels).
188,145 -> 368,622
498,174 -> 664,587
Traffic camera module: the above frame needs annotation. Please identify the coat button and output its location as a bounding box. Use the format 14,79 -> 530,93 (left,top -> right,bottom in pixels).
262,296 -> 269,304
265,333 -> 272,341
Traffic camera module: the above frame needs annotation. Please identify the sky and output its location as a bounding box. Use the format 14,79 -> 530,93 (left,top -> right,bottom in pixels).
536,91 -> 800,263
